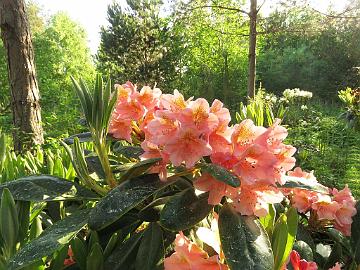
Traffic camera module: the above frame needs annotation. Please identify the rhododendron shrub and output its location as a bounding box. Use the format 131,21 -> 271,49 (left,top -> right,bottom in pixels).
2,75 -> 359,270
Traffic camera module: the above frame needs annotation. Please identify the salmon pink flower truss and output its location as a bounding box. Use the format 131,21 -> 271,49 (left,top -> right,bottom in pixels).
109,83 -> 357,233
164,232 -> 228,270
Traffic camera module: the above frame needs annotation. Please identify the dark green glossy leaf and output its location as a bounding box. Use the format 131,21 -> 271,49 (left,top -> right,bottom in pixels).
219,204 -> 274,270
324,242 -> 342,269
63,132 -> 92,144
119,158 -> 162,182
293,241 -> 313,262
89,174 -> 178,230
279,176 -> 328,193
0,188 -> 19,258
138,197 -> 169,222
104,232 -> 143,270
0,175 -> 99,201
160,189 -> 213,231
135,223 -> 163,270
85,152 -> 105,178
87,243 -> 104,270
327,228 -> 351,253
8,209 -> 90,270
71,237 -> 87,270
272,214 -> 288,270
17,201 -> 30,246
199,163 -> 240,188
112,144 -> 144,159
296,224 -> 315,251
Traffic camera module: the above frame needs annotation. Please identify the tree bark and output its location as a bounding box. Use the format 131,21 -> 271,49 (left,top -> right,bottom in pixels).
247,0 -> 257,99
0,0 -> 44,152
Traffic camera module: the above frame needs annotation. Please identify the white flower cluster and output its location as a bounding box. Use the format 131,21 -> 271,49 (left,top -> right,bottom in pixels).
263,93 -> 278,104
282,88 -> 313,102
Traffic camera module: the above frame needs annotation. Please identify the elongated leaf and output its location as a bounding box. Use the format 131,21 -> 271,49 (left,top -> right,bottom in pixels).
119,158 -> 162,182
259,204 -> 276,238
87,243 -> 104,270
0,175 -> 99,201
284,208 -> 298,264
17,201 -> 30,246
103,233 -> 119,259
199,163 -> 240,188
272,214 -> 289,270
112,144 -> 144,159
219,204 -> 274,270
279,176 -> 329,193
89,174 -> 178,230
160,189 -> 213,231
0,188 -> 19,258
71,237 -> 87,270
8,209 -> 90,270
135,223 -> 163,270
104,232 -> 143,270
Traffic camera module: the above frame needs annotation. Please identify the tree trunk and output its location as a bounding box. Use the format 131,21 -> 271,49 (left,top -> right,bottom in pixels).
247,0 -> 257,99
0,0 -> 44,152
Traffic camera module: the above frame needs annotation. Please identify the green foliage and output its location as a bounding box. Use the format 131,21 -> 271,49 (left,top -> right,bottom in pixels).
219,203 -> 274,270
236,89 -> 287,127
258,5 -> 360,99
284,101 -> 360,198
9,209 -> 90,270
159,189 -> 213,231
97,0 -> 180,89
338,87 -> 360,130
0,7 -> 95,136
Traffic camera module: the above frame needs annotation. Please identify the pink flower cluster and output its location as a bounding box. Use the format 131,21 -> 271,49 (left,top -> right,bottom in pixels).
164,232 -> 228,270
287,168 -> 357,236
109,82 -> 357,235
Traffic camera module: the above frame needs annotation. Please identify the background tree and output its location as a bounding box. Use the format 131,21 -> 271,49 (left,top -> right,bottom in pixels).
97,0 -> 180,89
0,7 -> 95,137
257,0 -> 360,98
172,0 -> 249,107
0,0 -> 44,152
34,12 -> 95,135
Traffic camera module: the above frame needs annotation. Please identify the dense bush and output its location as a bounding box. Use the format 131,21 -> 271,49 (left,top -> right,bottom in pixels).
0,76 -> 358,270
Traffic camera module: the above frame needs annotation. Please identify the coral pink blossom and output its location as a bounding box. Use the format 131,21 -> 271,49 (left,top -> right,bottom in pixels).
291,189 -> 319,213
164,127 -> 212,168
161,90 -> 190,112
232,144 -> 278,186
194,173 -> 237,205
210,99 -> 231,130
137,85 -> 161,109
164,232 -> 228,270
312,194 -> 340,221
140,141 -> 169,181
109,82 -> 162,142
232,185 -> 284,217
332,185 -> 357,236
179,98 -> 219,134
289,250 -> 318,270
231,119 -> 266,156
108,119 -> 133,142
146,110 -> 179,145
